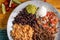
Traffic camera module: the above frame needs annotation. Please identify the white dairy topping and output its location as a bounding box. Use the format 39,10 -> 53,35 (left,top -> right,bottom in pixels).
36,6 -> 47,17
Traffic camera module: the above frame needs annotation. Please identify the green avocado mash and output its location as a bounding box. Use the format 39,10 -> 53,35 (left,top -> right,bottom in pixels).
26,4 -> 37,14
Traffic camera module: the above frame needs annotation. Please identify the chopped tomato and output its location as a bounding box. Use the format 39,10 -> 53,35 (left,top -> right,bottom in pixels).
3,0 -> 9,6
11,3 -> 17,8
3,1 -> 8,6
40,11 -> 58,34
43,24 -> 48,28
6,7 -> 10,11
3,0 -> 18,12
50,19 -> 58,25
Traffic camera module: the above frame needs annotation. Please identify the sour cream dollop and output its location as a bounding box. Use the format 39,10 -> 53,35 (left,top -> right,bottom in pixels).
36,6 -> 47,17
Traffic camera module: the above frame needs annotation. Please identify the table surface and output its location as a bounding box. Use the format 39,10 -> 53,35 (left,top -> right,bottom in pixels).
0,29 -> 9,40
46,0 -> 60,12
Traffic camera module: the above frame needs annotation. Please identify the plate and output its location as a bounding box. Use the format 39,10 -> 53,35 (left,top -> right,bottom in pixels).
7,1 -> 60,40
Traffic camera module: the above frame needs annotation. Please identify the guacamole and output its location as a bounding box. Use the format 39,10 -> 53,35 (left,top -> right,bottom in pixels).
26,4 -> 37,14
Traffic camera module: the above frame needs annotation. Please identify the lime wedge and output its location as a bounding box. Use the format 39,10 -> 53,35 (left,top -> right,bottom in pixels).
13,0 -> 21,4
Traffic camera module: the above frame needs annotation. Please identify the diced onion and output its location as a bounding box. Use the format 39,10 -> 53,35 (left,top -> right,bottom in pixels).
9,0 -> 13,7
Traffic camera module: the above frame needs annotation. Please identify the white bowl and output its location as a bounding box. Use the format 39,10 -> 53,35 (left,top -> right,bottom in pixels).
7,1 -> 60,40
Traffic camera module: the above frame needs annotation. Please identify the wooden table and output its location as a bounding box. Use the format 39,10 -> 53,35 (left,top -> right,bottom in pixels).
46,0 -> 60,12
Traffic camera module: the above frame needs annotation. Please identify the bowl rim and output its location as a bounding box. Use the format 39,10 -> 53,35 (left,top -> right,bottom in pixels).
7,1 -> 60,40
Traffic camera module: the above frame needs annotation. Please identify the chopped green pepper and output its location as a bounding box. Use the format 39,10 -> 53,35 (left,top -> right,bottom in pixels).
2,4 -> 6,14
